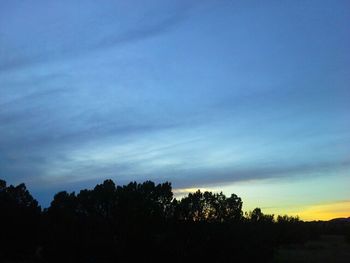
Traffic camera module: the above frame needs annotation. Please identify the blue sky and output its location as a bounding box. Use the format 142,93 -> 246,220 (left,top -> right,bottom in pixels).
0,0 -> 349,218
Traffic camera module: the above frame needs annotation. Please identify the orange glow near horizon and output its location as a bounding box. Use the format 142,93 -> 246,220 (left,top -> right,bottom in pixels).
293,200 -> 350,221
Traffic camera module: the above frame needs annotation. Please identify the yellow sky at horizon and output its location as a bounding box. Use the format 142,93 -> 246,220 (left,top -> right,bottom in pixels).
289,200 -> 350,221
174,177 -> 350,221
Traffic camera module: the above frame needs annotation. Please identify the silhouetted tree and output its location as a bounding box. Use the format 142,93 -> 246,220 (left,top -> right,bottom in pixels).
277,214 -> 300,224
0,179 -> 5,190
247,208 -> 274,223
0,180 -> 41,260
2,177 -> 347,263
176,190 -> 243,222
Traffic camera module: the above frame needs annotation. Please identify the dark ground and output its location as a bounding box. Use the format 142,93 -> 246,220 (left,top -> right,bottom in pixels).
272,235 -> 350,263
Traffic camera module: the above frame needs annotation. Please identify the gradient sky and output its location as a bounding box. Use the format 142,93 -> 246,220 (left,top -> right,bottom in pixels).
1,0 -> 349,220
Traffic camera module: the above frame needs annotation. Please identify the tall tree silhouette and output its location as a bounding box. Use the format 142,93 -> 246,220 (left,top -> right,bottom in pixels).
3,177 -> 347,262
176,190 -> 243,222
0,181 -> 41,260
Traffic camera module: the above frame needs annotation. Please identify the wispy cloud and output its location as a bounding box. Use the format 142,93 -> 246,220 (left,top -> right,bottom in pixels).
0,1 -> 197,73
1,0 -> 349,209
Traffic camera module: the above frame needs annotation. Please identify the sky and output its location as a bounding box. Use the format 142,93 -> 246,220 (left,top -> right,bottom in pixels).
0,0 -> 349,220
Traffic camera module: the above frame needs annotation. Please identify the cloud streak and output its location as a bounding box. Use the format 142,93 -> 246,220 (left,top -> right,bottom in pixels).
0,1 -> 197,73
1,0 -> 349,208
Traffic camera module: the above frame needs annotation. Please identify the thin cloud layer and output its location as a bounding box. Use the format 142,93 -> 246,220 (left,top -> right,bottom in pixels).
0,0 -> 349,207
0,0 -> 197,73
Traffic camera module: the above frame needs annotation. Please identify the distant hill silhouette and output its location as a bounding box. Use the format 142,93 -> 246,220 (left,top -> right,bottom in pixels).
329,217 -> 350,223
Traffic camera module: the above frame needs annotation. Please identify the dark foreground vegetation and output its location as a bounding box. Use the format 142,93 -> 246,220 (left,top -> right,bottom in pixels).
1,179 -> 349,262
272,235 -> 350,263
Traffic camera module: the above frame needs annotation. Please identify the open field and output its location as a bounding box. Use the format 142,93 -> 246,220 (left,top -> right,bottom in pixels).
272,235 -> 350,263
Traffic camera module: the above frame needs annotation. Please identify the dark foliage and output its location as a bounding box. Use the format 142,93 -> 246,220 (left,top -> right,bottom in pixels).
1,178 -> 348,262
0,180 -> 41,261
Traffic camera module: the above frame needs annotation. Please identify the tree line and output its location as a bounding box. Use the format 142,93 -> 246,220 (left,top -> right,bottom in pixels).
0,178 -> 348,262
